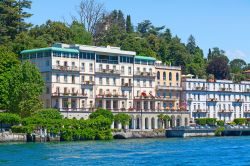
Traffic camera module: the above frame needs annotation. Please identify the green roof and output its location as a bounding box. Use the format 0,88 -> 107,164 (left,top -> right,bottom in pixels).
20,47 -> 79,54
135,56 -> 156,61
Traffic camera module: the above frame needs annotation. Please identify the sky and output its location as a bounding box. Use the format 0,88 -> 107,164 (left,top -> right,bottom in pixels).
27,0 -> 250,62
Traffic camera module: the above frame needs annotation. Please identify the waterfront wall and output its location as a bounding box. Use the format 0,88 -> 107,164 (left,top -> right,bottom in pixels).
166,129 -> 215,138
113,130 -> 165,139
0,132 -> 26,142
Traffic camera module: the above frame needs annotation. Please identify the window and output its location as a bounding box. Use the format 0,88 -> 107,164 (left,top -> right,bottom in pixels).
137,79 -> 140,87
143,80 -> 146,87
99,64 -> 102,70
128,67 -> 132,75
56,61 -> 60,66
149,80 -> 152,87
169,72 -> 172,81
149,68 -> 152,74
113,78 -> 116,85
121,66 -> 125,74
64,75 -> 67,83
99,89 -> 103,95
113,65 -> 116,71
81,63 -> 85,72
106,78 -> 109,85
81,76 -> 85,82
72,75 -> 75,84
143,68 -> 146,72
46,60 -> 50,66
99,77 -> 102,85
46,73 -> 49,82
89,63 -> 93,72
176,73 -> 179,81
89,76 -> 93,82
163,72 -> 166,80
137,67 -> 140,73
72,62 -> 75,67
157,71 -> 160,80
121,78 -> 124,85
56,74 -> 60,82
64,61 -> 68,67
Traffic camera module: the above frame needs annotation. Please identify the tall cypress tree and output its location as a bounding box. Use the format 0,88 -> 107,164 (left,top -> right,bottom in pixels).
0,0 -> 32,43
126,15 -> 133,33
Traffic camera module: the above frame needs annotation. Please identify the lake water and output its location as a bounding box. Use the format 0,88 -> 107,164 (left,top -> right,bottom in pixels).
1,137 -> 250,166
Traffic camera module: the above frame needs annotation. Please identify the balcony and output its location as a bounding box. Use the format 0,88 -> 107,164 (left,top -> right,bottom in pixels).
155,96 -> 178,101
52,92 -> 87,98
234,99 -> 244,103
134,71 -> 155,77
207,98 -> 218,102
219,87 -> 232,92
95,68 -> 120,75
52,65 -> 79,72
121,83 -> 133,87
157,85 -> 182,91
218,109 -> 233,113
81,81 -> 95,85
96,93 -> 127,99
134,95 -> 155,100
193,109 -> 207,113
193,86 -> 206,91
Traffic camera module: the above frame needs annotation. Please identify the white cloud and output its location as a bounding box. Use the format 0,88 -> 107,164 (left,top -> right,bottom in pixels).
225,50 -> 248,60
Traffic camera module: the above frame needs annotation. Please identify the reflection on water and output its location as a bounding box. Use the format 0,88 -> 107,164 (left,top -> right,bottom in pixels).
0,137 -> 250,165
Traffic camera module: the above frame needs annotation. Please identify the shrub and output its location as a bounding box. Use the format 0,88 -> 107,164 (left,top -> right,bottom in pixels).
214,127 -> 225,136
234,118 -> 246,125
0,113 -> 21,125
195,118 -> 206,125
89,108 -> 114,122
216,120 -> 225,126
11,125 -> 34,134
33,109 -> 63,119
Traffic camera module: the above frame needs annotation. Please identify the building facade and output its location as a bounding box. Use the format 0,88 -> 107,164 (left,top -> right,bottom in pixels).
21,43 -> 189,130
182,78 -> 250,123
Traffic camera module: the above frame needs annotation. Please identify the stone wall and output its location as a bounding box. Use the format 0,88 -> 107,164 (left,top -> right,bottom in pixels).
0,132 -> 26,142
113,130 -> 166,139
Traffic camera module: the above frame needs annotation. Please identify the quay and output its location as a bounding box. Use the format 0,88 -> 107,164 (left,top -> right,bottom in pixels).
166,128 -> 250,138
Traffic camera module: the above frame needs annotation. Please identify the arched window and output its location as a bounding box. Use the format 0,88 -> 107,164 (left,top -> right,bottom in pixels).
176,73 -> 179,81
169,72 -> 172,81
163,72 -> 166,80
157,71 -> 160,80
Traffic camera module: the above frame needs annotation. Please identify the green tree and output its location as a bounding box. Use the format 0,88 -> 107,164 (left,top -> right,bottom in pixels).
89,108 -> 114,122
230,58 -> 246,74
125,15 -> 133,33
33,109 -> 63,120
114,113 -> 131,129
7,61 -> 44,117
186,35 -> 196,54
70,21 -> 93,45
0,0 -> 32,43
0,46 -> 19,110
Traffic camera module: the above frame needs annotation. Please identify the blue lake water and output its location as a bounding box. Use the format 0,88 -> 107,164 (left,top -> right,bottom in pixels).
1,137 -> 250,166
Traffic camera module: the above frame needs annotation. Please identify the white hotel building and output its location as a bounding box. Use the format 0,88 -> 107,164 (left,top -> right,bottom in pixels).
182,78 -> 250,123
21,43 -> 189,130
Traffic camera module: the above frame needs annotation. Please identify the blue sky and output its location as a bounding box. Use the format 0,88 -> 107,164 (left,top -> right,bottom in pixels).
28,0 -> 250,62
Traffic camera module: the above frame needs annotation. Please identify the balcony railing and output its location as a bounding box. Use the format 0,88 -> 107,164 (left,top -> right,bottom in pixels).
219,87 -> 232,92
155,96 -> 178,101
96,94 -> 127,99
234,99 -> 244,102
81,81 -> 95,85
157,85 -> 182,91
207,98 -> 218,102
121,83 -> 133,87
192,109 -> 207,113
52,92 -> 87,98
218,109 -> 233,113
134,71 -> 155,77
134,96 -> 155,100
95,68 -> 120,74
52,65 -> 79,72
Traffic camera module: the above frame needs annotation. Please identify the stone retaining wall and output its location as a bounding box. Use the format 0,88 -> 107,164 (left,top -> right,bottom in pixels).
113,130 -> 166,139
0,132 -> 26,142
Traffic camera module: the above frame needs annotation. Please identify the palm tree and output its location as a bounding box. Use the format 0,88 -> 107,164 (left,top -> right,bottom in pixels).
157,114 -> 165,129
163,115 -> 171,129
